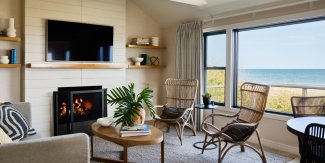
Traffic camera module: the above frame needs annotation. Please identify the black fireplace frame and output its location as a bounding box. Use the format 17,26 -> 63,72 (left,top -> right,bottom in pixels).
53,86 -> 107,136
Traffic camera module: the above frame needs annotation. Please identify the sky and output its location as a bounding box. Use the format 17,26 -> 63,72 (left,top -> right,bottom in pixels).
207,19 -> 325,69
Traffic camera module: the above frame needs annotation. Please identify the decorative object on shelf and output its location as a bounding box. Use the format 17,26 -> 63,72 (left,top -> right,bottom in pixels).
150,56 -> 160,65
0,30 -> 6,37
140,54 -> 149,65
0,56 -> 10,64
131,37 -> 150,46
151,37 -> 160,46
9,48 -> 17,64
131,57 -> 144,66
107,83 -> 155,126
6,18 -> 16,37
202,92 -> 212,106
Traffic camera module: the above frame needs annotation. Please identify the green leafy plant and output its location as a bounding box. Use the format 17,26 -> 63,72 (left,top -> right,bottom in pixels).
107,83 -> 155,126
202,92 -> 212,98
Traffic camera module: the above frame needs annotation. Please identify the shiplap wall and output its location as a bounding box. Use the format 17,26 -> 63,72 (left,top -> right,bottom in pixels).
24,0 -> 127,136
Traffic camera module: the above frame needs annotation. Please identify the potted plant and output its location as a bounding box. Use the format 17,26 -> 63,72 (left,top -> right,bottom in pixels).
107,83 -> 155,126
202,92 -> 212,106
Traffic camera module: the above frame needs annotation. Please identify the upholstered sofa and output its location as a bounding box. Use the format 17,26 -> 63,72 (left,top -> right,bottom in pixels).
0,102 -> 90,163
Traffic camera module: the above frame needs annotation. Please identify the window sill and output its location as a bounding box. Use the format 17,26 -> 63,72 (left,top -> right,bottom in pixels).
213,106 -> 293,122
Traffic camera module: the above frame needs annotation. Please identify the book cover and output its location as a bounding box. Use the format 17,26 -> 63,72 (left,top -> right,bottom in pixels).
120,124 -> 150,133
9,49 -> 17,64
120,131 -> 151,137
12,48 -> 17,64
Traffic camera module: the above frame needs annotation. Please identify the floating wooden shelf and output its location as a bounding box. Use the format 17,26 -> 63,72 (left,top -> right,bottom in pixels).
0,37 -> 21,42
26,63 -> 128,69
0,64 -> 21,68
128,65 -> 166,69
126,45 -> 165,49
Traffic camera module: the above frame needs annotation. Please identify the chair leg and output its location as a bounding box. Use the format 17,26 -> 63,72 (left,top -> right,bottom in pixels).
256,130 -> 267,163
240,145 -> 245,152
218,138 -> 222,163
175,123 -> 183,145
201,134 -> 208,154
190,113 -> 196,136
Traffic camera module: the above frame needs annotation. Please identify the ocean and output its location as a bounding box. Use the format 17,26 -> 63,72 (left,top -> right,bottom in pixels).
239,69 -> 325,87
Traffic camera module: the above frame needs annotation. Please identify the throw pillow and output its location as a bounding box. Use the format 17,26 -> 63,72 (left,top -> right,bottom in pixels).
0,102 -> 36,141
0,127 -> 12,144
160,106 -> 189,119
223,120 -> 255,141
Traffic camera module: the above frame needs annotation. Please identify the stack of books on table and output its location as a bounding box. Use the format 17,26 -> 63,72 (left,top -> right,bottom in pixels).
120,124 -> 150,137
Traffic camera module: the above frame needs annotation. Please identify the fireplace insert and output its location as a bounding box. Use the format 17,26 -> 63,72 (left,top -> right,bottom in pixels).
53,86 -> 107,135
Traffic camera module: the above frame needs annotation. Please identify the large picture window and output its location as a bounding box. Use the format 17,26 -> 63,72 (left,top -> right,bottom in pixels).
204,31 -> 226,105
234,17 -> 325,114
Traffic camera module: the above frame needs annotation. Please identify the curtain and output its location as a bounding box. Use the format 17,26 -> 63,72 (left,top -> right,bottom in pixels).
176,21 -> 202,101
176,21 -> 203,129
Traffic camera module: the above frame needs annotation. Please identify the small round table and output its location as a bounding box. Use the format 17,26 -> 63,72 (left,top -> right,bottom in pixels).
287,116 -> 325,157
287,117 -> 325,136
193,104 -> 218,150
91,122 -> 164,163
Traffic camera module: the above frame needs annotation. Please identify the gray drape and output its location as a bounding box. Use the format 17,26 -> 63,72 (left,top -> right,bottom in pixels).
176,21 -> 202,102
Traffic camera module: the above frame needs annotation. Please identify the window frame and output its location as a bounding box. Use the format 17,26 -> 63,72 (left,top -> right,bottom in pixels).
203,30 -> 227,106
232,16 -> 325,115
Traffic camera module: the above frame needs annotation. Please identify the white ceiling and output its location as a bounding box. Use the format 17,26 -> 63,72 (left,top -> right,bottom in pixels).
132,0 -> 309,28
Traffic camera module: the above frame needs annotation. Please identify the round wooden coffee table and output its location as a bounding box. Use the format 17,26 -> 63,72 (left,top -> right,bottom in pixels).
91,122 -> 164,163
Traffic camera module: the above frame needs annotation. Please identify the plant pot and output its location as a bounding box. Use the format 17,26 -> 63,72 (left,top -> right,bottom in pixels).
133,108 -> 146,125
203,97 -> 211,106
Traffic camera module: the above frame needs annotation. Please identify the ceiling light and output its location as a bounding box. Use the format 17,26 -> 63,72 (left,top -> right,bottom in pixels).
169,0 -> 207,6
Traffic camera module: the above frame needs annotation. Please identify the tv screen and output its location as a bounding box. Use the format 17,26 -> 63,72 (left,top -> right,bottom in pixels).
46,20 -> 113,62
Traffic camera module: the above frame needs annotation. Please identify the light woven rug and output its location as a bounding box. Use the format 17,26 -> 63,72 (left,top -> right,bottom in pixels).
91,127 -> 293,163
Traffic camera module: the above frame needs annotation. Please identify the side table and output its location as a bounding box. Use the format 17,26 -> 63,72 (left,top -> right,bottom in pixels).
193,104 -> 218,150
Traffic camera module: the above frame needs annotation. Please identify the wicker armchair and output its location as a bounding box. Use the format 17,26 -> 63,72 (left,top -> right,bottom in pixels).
291,96 -> 325,118
301,123 -> 325,163
154,78 -> 198,145
201,82 -> 269,163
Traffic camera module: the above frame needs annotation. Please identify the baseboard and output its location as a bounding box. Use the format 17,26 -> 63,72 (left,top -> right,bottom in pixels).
247,136 -> 299,156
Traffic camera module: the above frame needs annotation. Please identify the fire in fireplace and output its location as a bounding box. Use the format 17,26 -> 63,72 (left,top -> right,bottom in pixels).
53,86 -> 107,135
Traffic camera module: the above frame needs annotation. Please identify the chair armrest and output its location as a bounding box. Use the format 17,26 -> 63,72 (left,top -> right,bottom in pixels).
0,133 -> 90,163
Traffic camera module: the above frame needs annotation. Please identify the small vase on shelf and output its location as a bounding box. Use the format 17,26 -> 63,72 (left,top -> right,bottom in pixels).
6,18 -> 16,37
0,56 -> 10,64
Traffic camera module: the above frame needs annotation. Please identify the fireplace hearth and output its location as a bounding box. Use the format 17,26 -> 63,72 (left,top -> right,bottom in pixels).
53,86 -> 107,135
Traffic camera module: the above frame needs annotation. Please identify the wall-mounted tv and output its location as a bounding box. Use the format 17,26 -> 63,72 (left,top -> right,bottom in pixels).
46,20 -> 113,62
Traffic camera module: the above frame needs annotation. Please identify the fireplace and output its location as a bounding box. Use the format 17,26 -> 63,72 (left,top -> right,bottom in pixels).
53,86 -> 107,135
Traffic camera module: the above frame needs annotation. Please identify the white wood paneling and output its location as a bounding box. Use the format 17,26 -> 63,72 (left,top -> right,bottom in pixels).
25,0 -> 127,136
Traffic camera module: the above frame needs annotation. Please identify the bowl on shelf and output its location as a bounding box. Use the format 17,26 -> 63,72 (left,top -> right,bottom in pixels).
131,57 -> 144,66
97,117 -> 114,127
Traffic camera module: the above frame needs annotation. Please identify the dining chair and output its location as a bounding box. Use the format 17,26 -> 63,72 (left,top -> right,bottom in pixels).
153,78 -> 198,145
201,82 -> 270,163
301,123 -> 325,163
291,96 -> 325,118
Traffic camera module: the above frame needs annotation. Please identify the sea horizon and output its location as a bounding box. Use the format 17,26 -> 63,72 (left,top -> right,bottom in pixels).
238,69 -> 325,87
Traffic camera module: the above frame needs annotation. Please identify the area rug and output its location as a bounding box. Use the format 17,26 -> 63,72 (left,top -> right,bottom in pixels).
91,128 -> 293,163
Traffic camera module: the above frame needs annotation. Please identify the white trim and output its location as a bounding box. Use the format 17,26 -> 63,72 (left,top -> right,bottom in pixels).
248,136 -> 299,155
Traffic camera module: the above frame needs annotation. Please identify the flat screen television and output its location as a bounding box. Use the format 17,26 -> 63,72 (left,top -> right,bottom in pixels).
46,20 -> 113,62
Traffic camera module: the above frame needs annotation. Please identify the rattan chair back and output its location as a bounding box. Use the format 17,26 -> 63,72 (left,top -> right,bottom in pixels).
237,82 -> 270,123
301,123 -> 325,163
291,96 -> 325,118
165,78 -> 198,108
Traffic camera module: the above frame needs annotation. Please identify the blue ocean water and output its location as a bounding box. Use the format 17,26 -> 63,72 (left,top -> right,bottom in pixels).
239,69 -> 325,87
